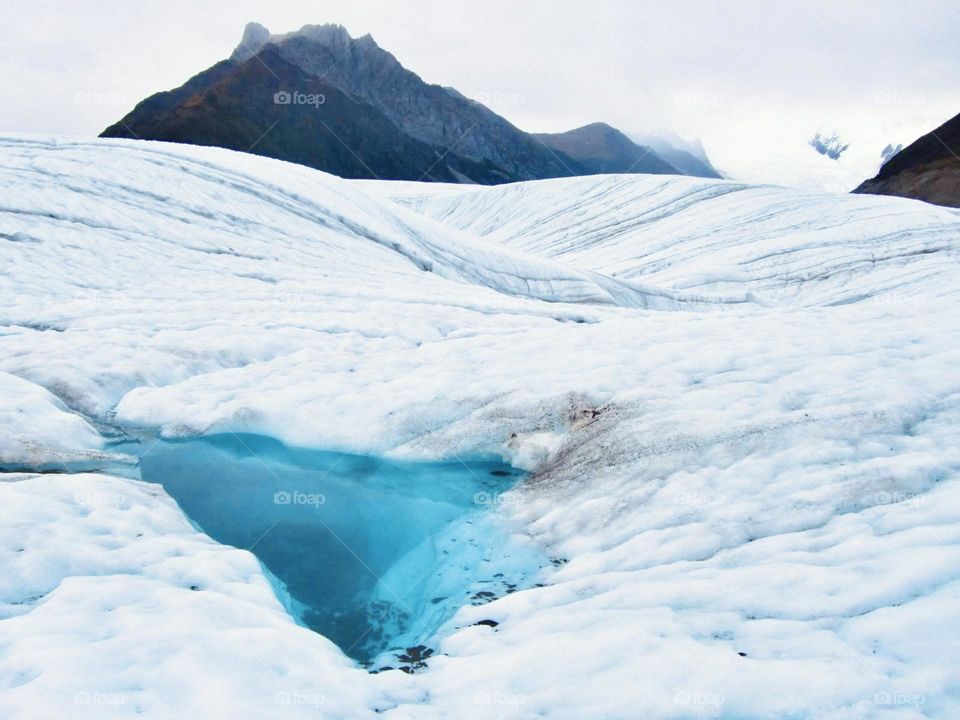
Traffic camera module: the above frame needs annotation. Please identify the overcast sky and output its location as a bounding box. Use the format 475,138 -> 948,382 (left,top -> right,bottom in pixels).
3,0 -> 958,190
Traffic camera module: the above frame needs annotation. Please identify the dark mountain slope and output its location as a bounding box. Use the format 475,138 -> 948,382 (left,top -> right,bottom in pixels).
103,22 -> 711,186
103,23 -> 580,184
260,24 -> 575,181
533,123 -> 679,175
854,112 -> 960,208
102,48 -> 506,183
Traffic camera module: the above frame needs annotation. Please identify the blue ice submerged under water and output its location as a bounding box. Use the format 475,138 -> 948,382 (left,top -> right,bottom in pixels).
126,433 -> 542,666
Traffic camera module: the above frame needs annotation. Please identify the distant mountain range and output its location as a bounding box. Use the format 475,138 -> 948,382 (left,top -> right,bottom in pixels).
534,123 -> 678,175
101,22 -> 721,185
854,111 -> 960,208
631,132 -> 723,179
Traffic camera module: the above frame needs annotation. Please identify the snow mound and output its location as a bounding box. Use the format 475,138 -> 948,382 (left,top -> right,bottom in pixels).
0,473 -> 376,719
366,174 -> 960,306
0,372 -> 127,470
0,135 -> 695,314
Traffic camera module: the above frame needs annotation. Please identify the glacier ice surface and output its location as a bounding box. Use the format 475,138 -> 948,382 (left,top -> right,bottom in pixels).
1,135 -> 959,718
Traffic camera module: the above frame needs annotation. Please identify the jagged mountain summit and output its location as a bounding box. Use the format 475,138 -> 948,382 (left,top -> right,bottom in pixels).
101,22 -> 699,185
854,111 -> 960,208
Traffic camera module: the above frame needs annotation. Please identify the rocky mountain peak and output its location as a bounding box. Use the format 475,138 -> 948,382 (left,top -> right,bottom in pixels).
230,22 -> 271,63
230,22 -> 380,64
104,20 -> 722,185
282,24 -> 357,50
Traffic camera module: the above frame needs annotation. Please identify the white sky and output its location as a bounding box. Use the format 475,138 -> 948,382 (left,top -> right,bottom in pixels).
3,0 -> 958,191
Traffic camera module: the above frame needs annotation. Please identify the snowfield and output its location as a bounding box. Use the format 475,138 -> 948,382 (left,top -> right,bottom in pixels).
364,175 -> 960,305
1,135 -> 959,719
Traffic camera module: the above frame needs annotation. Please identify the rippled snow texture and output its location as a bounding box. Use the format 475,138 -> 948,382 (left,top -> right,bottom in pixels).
1,136 -> 959,718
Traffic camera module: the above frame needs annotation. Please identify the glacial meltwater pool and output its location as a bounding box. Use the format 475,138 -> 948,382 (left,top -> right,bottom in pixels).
116,433 -> 543,667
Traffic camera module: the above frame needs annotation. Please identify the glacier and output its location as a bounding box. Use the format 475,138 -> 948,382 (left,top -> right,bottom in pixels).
1,134 -> 959,718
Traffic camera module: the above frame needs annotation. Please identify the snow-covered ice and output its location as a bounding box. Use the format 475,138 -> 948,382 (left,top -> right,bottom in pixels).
364,174 -> 960,305
0,371 -> 123,471
1,135 -> 959,718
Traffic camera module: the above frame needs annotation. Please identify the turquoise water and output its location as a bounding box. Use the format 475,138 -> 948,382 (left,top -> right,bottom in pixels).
120,433 -> 541,666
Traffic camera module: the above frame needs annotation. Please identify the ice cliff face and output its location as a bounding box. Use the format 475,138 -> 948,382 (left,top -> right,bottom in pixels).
1,135 -> 959,718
